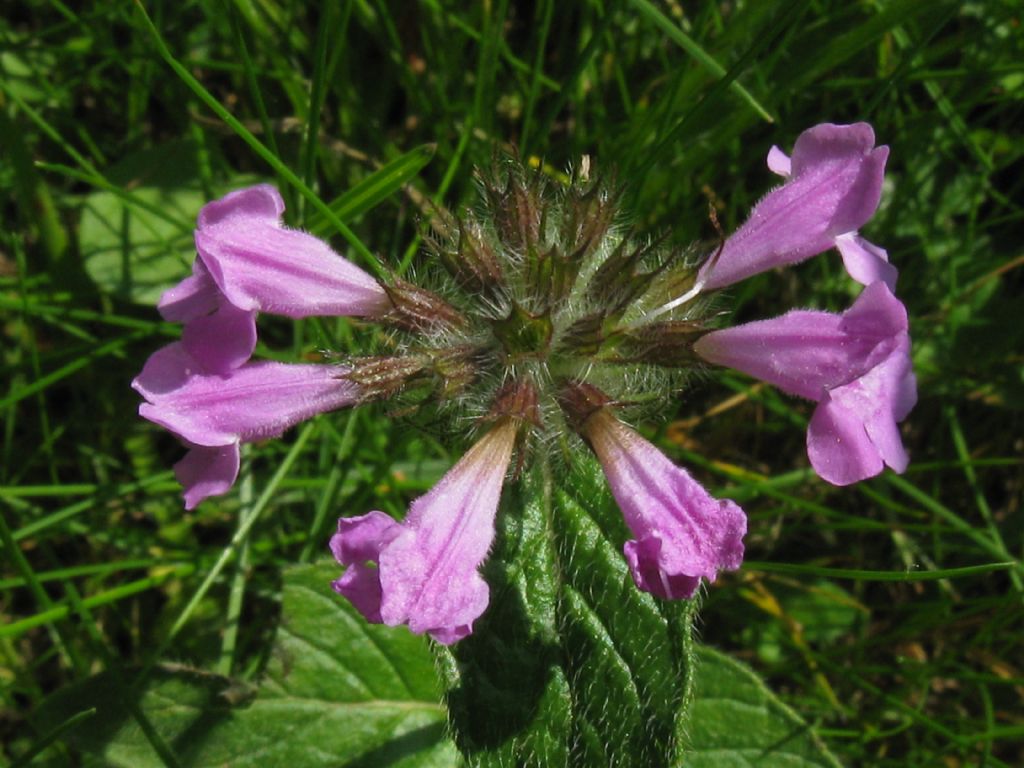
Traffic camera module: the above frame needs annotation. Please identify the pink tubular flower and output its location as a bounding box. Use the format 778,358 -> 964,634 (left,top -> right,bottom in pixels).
157,185 -> 391,374
582,409 -> 746,599
132,343 -> 360,509
330,420 -> 517,644
700,123 -> 895,291
693,281 -> 917,485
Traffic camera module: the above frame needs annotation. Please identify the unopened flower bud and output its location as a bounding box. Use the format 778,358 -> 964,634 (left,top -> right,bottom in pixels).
616,320 -> 706,366
482,161 -> 545,254
436,218 -> 506,298
586,235 -> 668,314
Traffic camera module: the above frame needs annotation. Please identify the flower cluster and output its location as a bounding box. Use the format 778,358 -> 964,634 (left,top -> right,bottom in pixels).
134,122 -> 915,644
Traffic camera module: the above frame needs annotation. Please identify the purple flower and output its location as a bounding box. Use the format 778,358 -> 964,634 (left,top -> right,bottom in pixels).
158,261 -> 258,375
582,409 -> 746,599
693,281 -> 916,485
700,122 -> 895,291
157,184 -> 391,374
132,343 -> 360,509
330,421 -> 517,644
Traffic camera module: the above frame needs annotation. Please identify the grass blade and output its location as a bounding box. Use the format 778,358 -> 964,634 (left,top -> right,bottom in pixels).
628,0 -> 774,123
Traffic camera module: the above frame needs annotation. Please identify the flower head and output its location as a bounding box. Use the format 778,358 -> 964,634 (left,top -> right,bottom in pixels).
137,123 -> 912,641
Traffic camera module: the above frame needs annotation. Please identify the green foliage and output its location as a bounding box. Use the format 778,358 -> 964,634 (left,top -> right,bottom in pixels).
33,564 -> 457,767
687,646 -> 841,767
2,1 -> 1022,767
438,452 -> 697,766
79,141 -> 232,305
31,561 -> 838,768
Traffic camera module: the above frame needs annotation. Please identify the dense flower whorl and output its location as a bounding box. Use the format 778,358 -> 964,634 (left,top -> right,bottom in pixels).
137,121 -> 912,641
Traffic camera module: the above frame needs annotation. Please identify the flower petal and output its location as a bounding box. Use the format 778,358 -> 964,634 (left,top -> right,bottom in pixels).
157,258 -> 257,373
330,422 -> 517,643
806,395 -> 884,485
158,260 -> 220,323
693,281 -> 908,399
175,443 -> 241,510
135,351 -> 359,447
197,183 -> 284,229
131,342 -> 201,399
840,280 -> 909,338
825,335 -> 915,476
194,185 -> 391,319
585,411 -> 746,599
700,122 -> 888,290
766,145 -> 791,177
331,512 -> 404,624
835,233 -> 898,290
180,303 -> 257,375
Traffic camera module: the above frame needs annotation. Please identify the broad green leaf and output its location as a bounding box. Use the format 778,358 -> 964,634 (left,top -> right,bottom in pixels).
33,564 -> 458,767
436,451 -> 697,767
686,646 -> 842,767
78,140 -> 225,305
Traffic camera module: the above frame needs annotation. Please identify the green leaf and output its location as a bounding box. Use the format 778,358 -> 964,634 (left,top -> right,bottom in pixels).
0,49 -> 59,104
33,564 -> 458,767
78,140 -> 240,305
436,451 -> 698,767
686,646 -> 842,767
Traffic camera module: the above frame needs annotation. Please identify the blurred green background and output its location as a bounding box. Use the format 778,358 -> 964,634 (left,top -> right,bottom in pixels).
2,1 -> 1022,765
